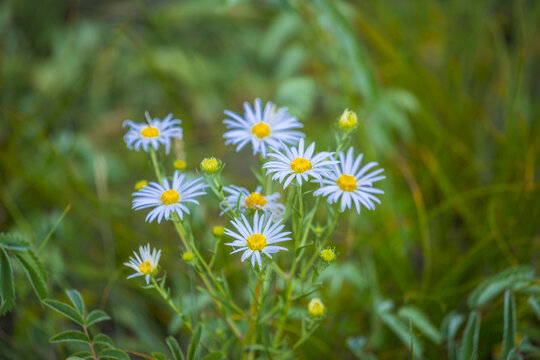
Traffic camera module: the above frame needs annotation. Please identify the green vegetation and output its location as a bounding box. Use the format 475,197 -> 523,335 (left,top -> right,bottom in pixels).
1,0 -> 539,359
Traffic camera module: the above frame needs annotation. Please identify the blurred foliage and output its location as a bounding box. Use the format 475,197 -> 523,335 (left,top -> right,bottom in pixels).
1,0 -> 539,359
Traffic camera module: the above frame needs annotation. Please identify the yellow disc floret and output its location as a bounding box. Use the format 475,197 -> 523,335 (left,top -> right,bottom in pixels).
134,180 -> 148,191
140,126 -> 160,138
251,122 -> 271,139
290,158 -> 312,173
246,234 -> 267,251
161,189 -> 180,205
139,260 -> 153,275
174,159 -> 187,170
245,193 -> 267,209
201,157 -> 220,174
338,109 -> 358,131
182,252 -> 195,261
308,298 -> 325,316
337,174 -> 357,192
320,248 -> 336,263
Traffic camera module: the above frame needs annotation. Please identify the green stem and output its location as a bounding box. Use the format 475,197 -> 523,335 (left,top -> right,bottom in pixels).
38,203 -> 71,254
149,148 -> 163,182
151,278 -> 193,332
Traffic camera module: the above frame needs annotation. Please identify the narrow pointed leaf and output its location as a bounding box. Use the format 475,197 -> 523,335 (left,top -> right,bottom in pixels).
166,336 -> 185,360
187,324 -> 202,360
201,352 -> 224,360
66,289 -> 85,315
398,305 -> 442,344
50,330 -> 89,344
86,310 -> 111,327
458,311 -> 481,360
502,291 -> 517,359
14,250 -> 48,300
0,248 -> 15,314
44,299 -> 85,325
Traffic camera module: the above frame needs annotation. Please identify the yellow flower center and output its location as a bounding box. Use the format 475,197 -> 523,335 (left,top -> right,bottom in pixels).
161,189 -> 180,205
174,159 -> 187,170
246,234 -> 267,251
245,193 -> 267,209
337,175 -> 357,192
251,122 -> 271,139
140,126 -> 160,138
182,252 -> 195,261
134,180 -> 148,191
290,158 -> 312,173
139,261 -> 153,275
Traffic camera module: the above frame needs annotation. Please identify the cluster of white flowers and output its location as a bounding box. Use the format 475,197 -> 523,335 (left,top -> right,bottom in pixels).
123,99 -> 385,277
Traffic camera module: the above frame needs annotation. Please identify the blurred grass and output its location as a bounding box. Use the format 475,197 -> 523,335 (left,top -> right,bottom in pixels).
1,0 -> 539,359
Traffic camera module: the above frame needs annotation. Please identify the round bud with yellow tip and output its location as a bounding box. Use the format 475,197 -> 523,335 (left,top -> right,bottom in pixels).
308,298 -> 325,317
174,159 -> 187,170
200,157 -> 220,174
134,180 -> 149,191
320,248 -> 336,263
212,226 -> 226,237
182,252 -> 195,262
338,109 -> 358,131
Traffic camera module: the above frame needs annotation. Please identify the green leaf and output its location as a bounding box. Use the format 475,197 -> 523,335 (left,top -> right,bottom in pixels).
66,289 -> 85,315
43,299 -> 85,325
99,348 -> 130,360
166,336 -> 185,360
441,311 -> 465,360
502,291 -> 517,359
527,296 -> 540,321
152,352 -> 170,360
346,336 -> 367,358
187,324 -> 202,360
0,248 -> 15,315
0,233 -> 30,251
13,250 -> 48,300
201,352 -> 224,360
467,266 -> 534,308
93,333 -> 114,348
67,351 -> 93,360
398,305 -> 442,344
86,310 -> 111,327
458,311 -> 481,360
380,312 -> 423,358
50,330 -> 89,344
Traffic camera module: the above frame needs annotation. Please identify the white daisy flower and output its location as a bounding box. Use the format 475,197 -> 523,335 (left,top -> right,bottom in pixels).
313,147 -> 385,213
224,212 -> 291,269
263,138 -> 336,189
132,170 -> 207,223
123,112 -> 183,154
124,244 -> 161,284
221,185 -> 285,220
223,98 -> 304,158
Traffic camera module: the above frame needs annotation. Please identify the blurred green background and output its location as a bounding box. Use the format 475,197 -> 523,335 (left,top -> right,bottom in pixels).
1,0 -> 539,359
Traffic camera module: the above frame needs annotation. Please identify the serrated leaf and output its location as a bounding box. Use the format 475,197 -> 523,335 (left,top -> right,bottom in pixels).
502,291 -> 517,359
86,310 -> 111,327
166,336 -> 185,360
380,312 -> 423,358
44,299 -> 85,325
13,250 -> 48,300
99,348 -> 130,360
66,289 -> 85,315
152,352 -> 169,360
398,305 -> 442,344
0,233 -> 30,251
467,266 -> 534,308
528,296 -> 540,321
0,248 -> 15,315
50,330 -> 89,344
201,352 -> 224,360
93,333 -> 114,348
458,311 -> 481,360
187,324 -> 202,360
